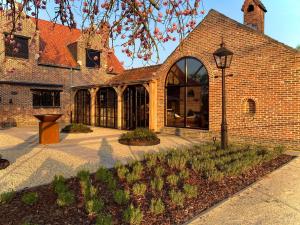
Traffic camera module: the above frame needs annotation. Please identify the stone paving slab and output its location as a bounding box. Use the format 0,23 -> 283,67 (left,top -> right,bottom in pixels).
187,156 -> 300,225
0,127 -> 199,193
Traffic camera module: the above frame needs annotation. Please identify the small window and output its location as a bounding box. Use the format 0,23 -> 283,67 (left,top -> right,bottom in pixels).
32,90 -> 61,108
86,49 -> 100,68
5,34 -> 29,59
243,99 -> 256,115
247,4 -> 255,12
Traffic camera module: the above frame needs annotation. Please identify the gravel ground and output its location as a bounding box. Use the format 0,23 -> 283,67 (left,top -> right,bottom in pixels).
0,127 -> 199,193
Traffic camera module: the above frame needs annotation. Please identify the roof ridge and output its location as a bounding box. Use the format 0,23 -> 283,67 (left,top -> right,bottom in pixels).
124,64 -> 162,71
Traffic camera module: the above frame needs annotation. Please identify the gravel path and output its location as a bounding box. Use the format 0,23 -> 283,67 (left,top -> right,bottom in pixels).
0,127 -> 199,193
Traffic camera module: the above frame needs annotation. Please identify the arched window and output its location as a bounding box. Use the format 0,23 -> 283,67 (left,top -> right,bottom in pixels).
165,57 -> 209,129
247,4 -> 255,12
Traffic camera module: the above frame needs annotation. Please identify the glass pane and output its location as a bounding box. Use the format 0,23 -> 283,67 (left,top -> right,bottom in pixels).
187,58 -> 208,86
167,58 -> 186,85
186,86 -> 209,129
166,86 -> 185,127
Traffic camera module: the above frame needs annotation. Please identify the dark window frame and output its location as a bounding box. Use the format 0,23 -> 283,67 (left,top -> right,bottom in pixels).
4,34 -> 30,59
86,49 -> 101,68
165,57 -> 209,130
31,89 -> 62,108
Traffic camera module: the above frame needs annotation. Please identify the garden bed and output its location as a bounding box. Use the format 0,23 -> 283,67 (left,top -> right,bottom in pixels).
0,144 -> 294,225
119,128 -> 160,146
61,123 -> 93,133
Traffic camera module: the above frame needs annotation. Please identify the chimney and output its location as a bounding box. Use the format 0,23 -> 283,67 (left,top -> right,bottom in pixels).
241,0 -> 267,33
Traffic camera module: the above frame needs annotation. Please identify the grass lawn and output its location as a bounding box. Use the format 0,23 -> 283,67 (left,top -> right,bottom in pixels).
0,143 -> 294,225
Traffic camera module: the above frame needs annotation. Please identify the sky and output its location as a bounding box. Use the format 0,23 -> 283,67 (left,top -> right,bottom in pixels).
118,0 -> 300,68
37,0 -> 300,69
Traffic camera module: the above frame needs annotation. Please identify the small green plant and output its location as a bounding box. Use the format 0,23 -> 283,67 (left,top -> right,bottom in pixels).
167,153 -> 187,170
96,213 -> 113,225
132,183 -> 147,196
21,192 -> 38,205
123,204 -> 143,225
117,164 -> 129,180
150,177 -> 164,192
169,190 -> 185,207
56,191 -> 75,207
0,190 -> 15,204
154,166 -> 165,177
85,198 -> 104,215
132,162 -> 143,177
183,184 -> 198,199
53,175 -> 67,193
179,169 -> 190,180
95,167 -> 114,184
113,189 -> 130,205
61,123 -> 92,133
150,198 -> 165,215
145,153 -> 157,169
166,174 -> 179,187
77,170 -> 90,182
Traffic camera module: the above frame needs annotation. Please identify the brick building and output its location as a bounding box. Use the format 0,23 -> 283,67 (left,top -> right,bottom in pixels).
0,0 -> 299,149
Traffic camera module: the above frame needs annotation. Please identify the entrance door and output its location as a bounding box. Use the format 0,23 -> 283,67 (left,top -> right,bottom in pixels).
122,85 -> 149,130
95,87 -> 117,128
74,89 -> 91,125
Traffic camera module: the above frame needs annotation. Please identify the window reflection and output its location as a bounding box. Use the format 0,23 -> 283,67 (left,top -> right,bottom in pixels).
166,57 -> 209,129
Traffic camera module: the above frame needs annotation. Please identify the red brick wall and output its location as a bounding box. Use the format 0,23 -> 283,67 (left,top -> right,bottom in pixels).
155,10 -> 300,149
0,16 -> 115,126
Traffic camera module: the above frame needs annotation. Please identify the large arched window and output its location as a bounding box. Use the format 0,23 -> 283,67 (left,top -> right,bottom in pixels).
165,57 -> 209,129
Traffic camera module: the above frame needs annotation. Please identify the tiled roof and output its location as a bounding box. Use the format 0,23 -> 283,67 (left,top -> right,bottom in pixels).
108,65 -> 161,85
32,18 -> 123,73
107,52 -> 125,74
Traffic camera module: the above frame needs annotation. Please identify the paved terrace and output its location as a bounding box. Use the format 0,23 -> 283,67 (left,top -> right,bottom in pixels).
0,127 -> 199,193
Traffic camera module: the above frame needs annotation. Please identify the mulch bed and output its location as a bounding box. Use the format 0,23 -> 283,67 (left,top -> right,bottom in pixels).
119,138 -> 161,146
0,154 -> 294,225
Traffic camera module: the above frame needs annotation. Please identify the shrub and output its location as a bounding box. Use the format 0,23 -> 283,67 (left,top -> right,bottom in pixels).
107,176 -> 117,191
132,183 -> 147,197
77,170 -> 90,182
145,153 -> 157,169
169,190 -> 185,207
132,162 -> 143,177
53,175 -> 67,193
95,167 -> 113,183
21,192 -> 38,205
117,165 -> 129,180
56,191 -> 75,207
150,198 -> 165,215
183,184 -> 198,199
86,198 -> 104,215
0,190 -> 15,204
120,128 -> 158,142
154,166 -> 165,177
179,169 -> 190,180
123,204 -> 143,225
166,174 -> 179,187
61,123 -> 92,133
96,213 -> 113,225
126,172 -> 140,184
113,189 -> 130,205
150,177 -> 164,192
167,153 -> 187,170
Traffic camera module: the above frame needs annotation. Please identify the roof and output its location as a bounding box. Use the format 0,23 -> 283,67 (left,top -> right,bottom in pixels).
242,0 -> 267,12
108,65 -> 161,85
107,52 -> 124,74
31,18 -> 123,72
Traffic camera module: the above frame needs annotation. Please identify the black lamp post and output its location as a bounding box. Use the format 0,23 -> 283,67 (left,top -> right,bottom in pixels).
213,41 -> 233,150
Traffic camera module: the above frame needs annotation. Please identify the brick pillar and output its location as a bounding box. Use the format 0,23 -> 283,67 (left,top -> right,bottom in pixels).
89,88 -> 99,126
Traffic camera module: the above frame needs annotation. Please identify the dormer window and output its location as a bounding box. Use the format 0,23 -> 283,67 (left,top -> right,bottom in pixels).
5,34 -> 29,59
86,49 -> 100,68
247,4 -> 255,12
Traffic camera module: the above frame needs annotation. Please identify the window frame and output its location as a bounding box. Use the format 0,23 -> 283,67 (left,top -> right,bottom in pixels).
4,33 -> 30,59
31,89 -> 62,108
85,48 -> 101,68
165,57 -> 209,130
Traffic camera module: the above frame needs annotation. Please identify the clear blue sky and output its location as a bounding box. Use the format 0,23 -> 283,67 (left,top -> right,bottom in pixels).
119,0 -> 300,68
37,0 -> 300,69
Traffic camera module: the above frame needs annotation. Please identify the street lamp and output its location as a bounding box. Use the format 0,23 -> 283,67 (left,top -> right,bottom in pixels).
213,41 -> 233,150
